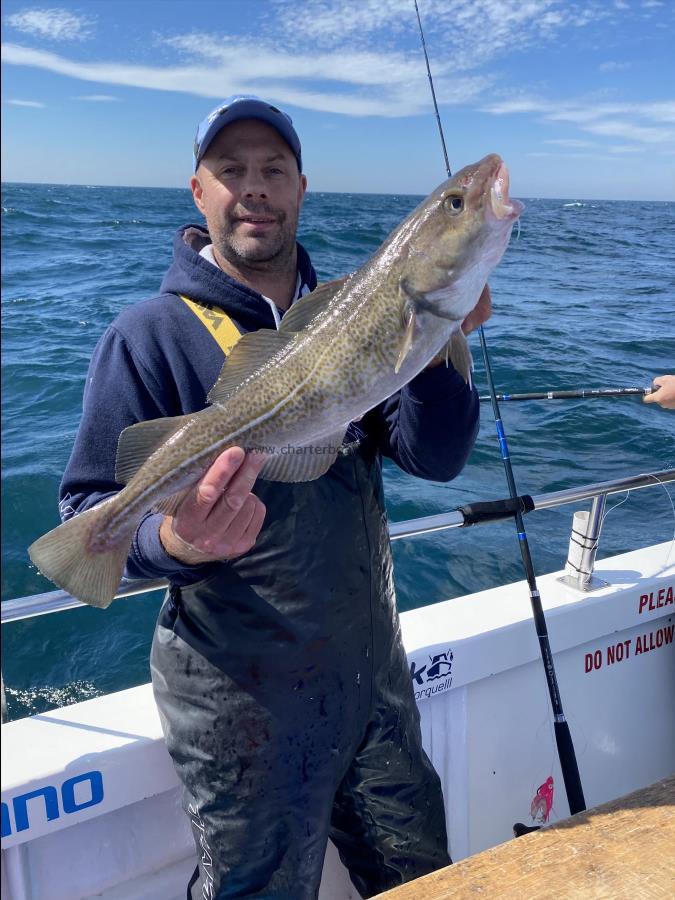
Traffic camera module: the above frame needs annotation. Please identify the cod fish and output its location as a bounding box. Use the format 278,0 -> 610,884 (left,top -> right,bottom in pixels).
29,154 -> 523,608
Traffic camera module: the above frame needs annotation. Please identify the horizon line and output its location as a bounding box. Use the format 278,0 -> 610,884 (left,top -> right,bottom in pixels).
2,180 -> 673,204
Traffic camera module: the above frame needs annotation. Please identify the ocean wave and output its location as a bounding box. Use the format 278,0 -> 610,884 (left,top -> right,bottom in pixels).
4,682 -> 103,719
2,182 -> 673,720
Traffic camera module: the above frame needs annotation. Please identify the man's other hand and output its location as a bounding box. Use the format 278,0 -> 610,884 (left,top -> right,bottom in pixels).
461,283 -> 492,335
159,447 -> 267,565
425,283 -> 493,370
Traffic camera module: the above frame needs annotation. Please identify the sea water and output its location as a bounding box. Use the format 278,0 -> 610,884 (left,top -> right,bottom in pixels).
2,183 -> 674,720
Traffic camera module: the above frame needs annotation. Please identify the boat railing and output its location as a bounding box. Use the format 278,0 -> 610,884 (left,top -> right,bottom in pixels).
2,468 -> 673,722
2,468 -> 673,626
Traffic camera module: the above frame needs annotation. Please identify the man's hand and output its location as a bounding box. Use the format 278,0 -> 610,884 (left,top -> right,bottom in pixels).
159,447 -> 267,565
643,375 -> 675,410
461,282 -> 492,335
426,283 -> 493,369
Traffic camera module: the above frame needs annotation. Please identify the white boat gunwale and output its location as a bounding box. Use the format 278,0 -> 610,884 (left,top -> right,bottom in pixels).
1,468 -> 673,900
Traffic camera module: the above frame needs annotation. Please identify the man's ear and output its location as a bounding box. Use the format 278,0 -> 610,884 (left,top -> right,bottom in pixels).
298,173 -> 308,206
191,174 -> 205,214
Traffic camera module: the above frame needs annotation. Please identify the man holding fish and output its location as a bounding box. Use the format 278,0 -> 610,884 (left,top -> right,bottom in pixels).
32,95 -> 522,897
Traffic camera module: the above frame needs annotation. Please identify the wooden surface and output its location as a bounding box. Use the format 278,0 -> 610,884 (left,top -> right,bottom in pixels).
376,776 -> 675,899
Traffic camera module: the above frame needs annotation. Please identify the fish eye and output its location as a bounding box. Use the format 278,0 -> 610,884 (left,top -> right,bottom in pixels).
443,195 -> 464,215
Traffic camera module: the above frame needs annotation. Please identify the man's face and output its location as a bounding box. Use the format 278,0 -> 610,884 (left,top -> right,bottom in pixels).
191,119 -> 307,269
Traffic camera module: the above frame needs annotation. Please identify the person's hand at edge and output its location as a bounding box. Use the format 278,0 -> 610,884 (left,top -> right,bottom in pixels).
643,375 -> 675,410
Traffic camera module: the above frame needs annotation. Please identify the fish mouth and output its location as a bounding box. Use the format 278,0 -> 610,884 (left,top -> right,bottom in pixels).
489,161 -> 524,221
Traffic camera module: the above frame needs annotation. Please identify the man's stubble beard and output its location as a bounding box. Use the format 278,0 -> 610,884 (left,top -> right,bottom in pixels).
212,208 -> 299,272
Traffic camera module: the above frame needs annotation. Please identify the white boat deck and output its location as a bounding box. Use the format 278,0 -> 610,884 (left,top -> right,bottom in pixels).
2,543 -> 673,899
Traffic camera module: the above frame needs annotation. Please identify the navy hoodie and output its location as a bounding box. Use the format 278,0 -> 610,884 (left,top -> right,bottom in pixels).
60,224 -> 479,585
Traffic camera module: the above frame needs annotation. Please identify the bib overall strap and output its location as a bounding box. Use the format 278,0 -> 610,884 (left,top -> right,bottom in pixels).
179,294 -> 243,356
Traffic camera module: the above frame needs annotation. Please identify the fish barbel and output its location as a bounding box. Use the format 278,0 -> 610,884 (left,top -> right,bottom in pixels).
29,154 -> 523,607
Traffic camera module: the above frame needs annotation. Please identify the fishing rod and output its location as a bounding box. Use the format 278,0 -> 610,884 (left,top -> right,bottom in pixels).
412,0 -> 587,816
479,385 -> 654,402
413,0 -> 451,177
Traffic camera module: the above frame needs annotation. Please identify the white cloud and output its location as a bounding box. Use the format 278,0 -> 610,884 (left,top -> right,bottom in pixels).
483,99 -> 548,115
484,95 -> 675,146
608,145 -> 643,153
6,98 -> 45,107
163,33 -> 428,88
0,0 -> 666,131
599,60 -> 630,72
544,104 -> 632,124
272,0 -> 594,44
1,41 -> 489,117
544,138 -> 596,147
545,101 -> 675,127
583,119 -> 671,142
269,0 -> 608,72
5,7 -> 94,41
641,102 -> 675,123
75,94 -> 119,102
268,0 -> 411,45
527,151 -> 619,161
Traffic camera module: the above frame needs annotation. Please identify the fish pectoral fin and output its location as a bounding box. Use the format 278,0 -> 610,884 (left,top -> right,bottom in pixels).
279,277 -> 349,333
395,301 -> 416,374
115,414 -> 193,485
259,429 -> 346,483
207,330 -> 294,405
447,330 -> 474,386
152,486 -> 193,518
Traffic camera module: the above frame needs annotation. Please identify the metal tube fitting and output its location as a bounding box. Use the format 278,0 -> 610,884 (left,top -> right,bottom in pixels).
559,494 -> 609,591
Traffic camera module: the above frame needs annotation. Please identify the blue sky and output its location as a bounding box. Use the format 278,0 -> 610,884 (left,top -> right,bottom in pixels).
1,0 -> 674,199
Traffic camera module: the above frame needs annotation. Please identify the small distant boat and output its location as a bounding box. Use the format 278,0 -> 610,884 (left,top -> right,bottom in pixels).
1,468 -> 674,899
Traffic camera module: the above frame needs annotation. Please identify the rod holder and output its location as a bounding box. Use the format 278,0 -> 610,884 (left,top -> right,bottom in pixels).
559,495 -> 609,592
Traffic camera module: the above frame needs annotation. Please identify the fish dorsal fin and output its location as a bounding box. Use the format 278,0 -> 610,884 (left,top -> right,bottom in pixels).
207,330 -> 294,405
279,277 -> 349,334
447,330 -> 474,386
258,426 -> 347,483
208,279 -> 349,407
115,414 -> 193,484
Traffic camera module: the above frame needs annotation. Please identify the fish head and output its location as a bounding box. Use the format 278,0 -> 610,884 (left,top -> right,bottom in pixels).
401,154 -> 524,323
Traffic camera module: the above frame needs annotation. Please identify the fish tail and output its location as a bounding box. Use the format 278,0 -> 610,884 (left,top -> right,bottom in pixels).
28,504 -> 133,609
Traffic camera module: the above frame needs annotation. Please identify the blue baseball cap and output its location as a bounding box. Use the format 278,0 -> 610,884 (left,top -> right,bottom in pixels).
193,95 -> 302,172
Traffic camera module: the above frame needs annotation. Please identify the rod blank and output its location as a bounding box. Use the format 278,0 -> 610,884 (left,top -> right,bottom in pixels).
479,387 -> 652,402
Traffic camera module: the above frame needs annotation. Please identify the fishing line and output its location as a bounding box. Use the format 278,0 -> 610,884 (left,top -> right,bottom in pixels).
412,0 -> 587,815
636,474 -> 675,570
600,490 -> 631,523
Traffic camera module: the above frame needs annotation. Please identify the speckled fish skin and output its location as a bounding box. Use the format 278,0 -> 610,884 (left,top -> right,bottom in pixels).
28,153 -> 523,607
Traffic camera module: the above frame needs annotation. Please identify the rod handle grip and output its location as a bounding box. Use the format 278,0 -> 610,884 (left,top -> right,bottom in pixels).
459,495 -> 534,525
554,720 -> 586,815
